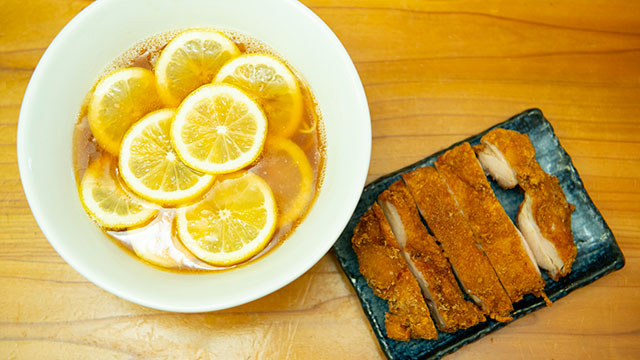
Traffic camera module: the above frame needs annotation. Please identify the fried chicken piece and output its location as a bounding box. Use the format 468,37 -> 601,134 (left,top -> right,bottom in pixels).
517,179 -> 576,280
351,203 -> 438,341
435,143 -> 547,303
474,140 -> 518,189
476,129 -> 576,280
402,167 -> 513,322
378,180 -> 485,332
476,128 -> 545,188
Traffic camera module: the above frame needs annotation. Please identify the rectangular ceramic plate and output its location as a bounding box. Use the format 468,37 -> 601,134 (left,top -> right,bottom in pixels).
332,109 -> 625,360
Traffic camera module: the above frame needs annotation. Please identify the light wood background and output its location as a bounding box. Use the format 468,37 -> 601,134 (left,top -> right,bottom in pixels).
1,0 -> 639,359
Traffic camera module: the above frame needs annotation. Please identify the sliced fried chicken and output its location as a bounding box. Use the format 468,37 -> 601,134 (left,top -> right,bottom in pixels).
474,141 -> 518,188
476,128 -> 576,280
435,143 -> 547,303
378,180 -> 485,332
351,203 -> 438,340
402,167 -> 513,322
517,176 -> 576,280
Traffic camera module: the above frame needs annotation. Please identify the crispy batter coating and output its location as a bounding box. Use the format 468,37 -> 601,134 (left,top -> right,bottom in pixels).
435,143 -> 546,302
351,203 -> 438,340
402,167 -> 513,322
378,181 -> 485,332
480,129 -> 576,280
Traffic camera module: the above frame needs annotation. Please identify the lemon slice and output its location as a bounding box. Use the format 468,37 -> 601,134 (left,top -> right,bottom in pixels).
176,172 -> 277,266
119,108 -> 215,205
80,154 -> 158,230
88,67 -> 163,155
155,29 -> 241,107
252,138 -> 314,227
117,212 -> 183,269
214,54 -> 302,138
171,84 -> 267,174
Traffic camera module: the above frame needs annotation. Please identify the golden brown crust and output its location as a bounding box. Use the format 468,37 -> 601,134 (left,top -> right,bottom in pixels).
471,144 -> 484,154
402,167 -> 514,321
388,269 -> 439,340
481,129 -> 576,280
352,207 -> 403,298
379,181 -> 485,332
435,143 -> 546,302
384,313 -> 411,341
351,203 -> 438,340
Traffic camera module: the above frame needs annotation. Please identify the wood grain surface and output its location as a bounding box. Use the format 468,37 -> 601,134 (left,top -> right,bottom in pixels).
1,0 -> 639,359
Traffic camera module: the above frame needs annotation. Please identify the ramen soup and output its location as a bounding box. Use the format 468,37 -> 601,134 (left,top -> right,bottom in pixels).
73,28 -> 325,271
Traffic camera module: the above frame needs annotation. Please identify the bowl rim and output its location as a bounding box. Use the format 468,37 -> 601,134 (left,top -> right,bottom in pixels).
17,0 -> 371,312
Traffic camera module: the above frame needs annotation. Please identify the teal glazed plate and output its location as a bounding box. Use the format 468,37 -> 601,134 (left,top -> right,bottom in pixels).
332,109 -> 625,360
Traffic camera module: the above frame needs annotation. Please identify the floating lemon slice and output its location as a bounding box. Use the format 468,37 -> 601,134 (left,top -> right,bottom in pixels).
214,54 -> 302,138
80,154 -> 158,230
88,67 -> 163,155
119,108 -> 215,205
171,84 -> 267,174
176,172 -> 277,266
155,29 -> 241,107
252,137 -> 313,227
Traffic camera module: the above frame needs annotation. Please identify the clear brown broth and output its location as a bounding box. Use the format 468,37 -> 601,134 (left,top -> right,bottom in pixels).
73,29 -> 326,272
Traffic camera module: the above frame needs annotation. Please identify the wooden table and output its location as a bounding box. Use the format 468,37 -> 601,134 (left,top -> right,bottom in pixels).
2,1 -> 639,358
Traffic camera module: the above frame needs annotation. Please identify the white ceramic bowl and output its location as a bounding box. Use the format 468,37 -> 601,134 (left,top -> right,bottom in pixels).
17,0 -> 370,312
